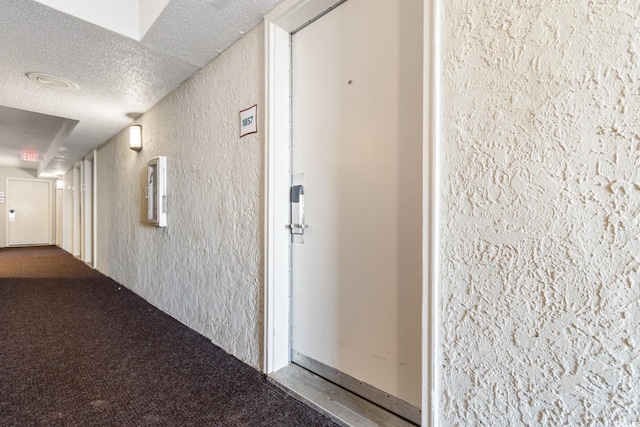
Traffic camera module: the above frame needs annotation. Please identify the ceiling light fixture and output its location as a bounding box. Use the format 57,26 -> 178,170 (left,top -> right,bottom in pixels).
129,125 -> 142,152
25,72 -> 79,91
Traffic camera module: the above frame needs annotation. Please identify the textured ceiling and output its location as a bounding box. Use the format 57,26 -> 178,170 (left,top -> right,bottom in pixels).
0,0 -> 282,177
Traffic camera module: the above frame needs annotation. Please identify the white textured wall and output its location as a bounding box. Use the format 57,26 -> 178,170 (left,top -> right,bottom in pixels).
442,1 -> 640,425
96,25 -> 263,368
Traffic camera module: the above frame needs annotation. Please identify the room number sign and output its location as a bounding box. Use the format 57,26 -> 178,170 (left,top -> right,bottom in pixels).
240,104 -> 257,137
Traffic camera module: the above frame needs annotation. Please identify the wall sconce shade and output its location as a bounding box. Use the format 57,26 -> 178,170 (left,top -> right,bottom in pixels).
56,179 -> 63,190
129,125 -> 142,152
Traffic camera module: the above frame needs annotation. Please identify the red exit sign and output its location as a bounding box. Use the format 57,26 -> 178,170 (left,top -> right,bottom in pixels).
21,151 -> 38,162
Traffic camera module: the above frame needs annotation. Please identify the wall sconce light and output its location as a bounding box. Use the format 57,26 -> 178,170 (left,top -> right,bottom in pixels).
56,178 -> 63,190
129,125 -> 142,152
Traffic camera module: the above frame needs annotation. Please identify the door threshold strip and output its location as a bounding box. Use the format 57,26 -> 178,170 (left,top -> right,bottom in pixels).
269,363 -> 418,427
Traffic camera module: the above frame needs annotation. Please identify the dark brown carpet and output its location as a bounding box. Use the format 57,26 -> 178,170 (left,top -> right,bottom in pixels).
0,246 -> 337,427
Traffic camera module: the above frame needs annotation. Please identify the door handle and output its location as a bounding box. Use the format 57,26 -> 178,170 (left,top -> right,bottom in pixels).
287,223 -> 308,231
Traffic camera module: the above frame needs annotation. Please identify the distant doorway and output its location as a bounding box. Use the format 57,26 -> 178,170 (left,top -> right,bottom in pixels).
7,178 -> 52,246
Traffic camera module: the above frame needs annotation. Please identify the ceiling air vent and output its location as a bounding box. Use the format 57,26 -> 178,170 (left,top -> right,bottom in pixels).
25,72 -> 79,91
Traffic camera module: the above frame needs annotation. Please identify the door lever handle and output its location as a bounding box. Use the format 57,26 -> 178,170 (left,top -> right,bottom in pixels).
287,223 -> 308,230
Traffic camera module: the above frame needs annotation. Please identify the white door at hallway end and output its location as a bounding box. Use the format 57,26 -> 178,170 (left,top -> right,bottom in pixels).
290,0 -> 423,420
7,178 -> 52,246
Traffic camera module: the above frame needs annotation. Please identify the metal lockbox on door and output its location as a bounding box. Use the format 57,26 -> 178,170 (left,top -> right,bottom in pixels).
146,156 -> 167,227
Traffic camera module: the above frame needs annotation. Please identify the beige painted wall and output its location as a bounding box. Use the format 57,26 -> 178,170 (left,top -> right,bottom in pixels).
95,25 -> 264,368
0,166 -> 57,248
442,0 -> 640,424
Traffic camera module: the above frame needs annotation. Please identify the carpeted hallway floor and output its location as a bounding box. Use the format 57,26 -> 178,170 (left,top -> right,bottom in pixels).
0,246 -> 338,426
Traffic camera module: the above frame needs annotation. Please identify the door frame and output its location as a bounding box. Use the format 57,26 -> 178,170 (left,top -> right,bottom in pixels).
5,177 -> 53,247
263,0 -> 442,425
82,150 -> 97,267
56,177 -> 62,247
91,150 -> 98,269
72,162 -> 81,257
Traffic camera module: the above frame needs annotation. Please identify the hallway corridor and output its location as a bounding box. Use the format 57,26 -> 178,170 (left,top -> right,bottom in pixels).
0,246 -> 337,426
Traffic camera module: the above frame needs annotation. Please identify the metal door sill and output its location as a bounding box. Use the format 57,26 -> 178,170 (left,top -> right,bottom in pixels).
269,363 -> 418,427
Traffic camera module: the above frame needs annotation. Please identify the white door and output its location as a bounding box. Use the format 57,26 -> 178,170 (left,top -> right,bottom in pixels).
7,179 -> 51,246
291,0 -> 423,418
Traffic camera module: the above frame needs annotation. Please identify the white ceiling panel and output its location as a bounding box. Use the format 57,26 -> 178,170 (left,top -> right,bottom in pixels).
33,0 -> 140,39
141,0 -> 282,68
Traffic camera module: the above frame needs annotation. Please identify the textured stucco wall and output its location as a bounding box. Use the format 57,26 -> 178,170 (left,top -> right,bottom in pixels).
96,26 -> 263,368
442,1 -> 640,425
